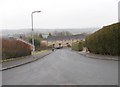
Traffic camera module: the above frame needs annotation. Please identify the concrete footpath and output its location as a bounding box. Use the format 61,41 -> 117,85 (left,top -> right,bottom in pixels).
1,50 -> 52,71
78,51 -> 119,61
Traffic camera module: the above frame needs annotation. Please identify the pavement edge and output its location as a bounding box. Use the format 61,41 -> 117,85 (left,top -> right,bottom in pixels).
1,51 -> 52,71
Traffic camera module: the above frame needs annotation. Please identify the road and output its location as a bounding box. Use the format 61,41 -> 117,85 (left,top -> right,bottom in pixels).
2,49 -> 118,85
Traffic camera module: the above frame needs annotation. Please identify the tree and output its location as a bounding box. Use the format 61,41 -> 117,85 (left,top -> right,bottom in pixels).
39,34 -> 43,38
28,34 -> 42,51
48,33 -> 52,36
29,38 -> 41,51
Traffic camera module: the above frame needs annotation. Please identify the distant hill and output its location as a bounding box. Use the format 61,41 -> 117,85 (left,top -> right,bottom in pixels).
2,28 -> 99,36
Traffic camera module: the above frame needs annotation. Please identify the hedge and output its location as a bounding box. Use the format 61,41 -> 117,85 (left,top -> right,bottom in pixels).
85,22 -> 120,56
2,38 -> 32,59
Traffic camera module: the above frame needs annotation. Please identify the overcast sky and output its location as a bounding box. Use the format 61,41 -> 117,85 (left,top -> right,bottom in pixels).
0,0 -> 119,30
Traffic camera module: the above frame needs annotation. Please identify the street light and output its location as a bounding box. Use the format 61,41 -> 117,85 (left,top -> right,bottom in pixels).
31,11 -> 41,52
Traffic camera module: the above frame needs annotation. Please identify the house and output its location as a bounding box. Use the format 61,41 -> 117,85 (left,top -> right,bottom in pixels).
47,34 -> 86,48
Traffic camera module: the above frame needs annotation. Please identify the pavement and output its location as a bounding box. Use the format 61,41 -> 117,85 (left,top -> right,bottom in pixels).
2,49 -> 118,85
78,51 -> 119,61
1,50 -> 52,71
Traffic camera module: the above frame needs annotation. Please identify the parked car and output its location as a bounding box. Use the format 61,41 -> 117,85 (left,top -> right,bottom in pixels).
55,46 -> 63,49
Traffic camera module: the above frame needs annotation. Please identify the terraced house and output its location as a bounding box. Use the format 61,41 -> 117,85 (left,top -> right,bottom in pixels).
47,34 -> 86,48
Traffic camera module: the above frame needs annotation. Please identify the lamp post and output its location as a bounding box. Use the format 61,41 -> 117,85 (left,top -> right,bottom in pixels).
118,1 -> 120,22
31,11 -> 41,52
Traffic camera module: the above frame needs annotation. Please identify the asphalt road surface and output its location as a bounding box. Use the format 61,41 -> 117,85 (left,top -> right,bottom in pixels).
2,49 -> 118,85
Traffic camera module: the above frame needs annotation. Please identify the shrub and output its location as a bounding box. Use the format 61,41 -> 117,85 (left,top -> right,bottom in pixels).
72,41 -> 84,51
85,22 -> 120,56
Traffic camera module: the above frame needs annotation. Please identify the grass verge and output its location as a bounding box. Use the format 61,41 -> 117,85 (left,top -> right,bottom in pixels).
1,50 -> 50,63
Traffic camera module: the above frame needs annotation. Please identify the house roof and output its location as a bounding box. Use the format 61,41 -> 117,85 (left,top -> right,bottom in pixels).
47,34 -> 86,41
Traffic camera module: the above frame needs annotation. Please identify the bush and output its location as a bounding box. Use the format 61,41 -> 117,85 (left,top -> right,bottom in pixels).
72,41 -> 84,51
2,38 -> 32,59
85,22 -> 120,56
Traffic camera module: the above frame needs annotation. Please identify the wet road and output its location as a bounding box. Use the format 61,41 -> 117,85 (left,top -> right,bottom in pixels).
2,49 -> 118,85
